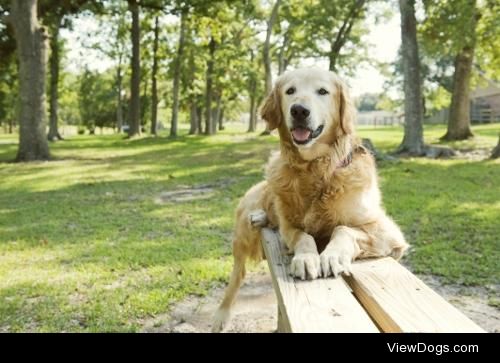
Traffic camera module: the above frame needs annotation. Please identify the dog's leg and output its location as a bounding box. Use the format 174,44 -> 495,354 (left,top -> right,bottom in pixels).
248,209 -> 268,227
212,250 -> 247,333
320,226 -> 364,277
356,215 -> 409,260
280,223 -> 320,280
320,217 -> 409,277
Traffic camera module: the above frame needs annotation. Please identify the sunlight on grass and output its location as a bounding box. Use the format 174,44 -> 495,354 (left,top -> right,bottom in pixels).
0,123 -> 499,331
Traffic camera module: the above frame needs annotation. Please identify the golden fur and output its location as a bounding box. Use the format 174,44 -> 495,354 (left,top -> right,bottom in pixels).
212,68 -> 409,332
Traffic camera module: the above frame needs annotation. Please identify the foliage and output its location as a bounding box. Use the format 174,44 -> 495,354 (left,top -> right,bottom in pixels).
421,0 -> 500,83
356,93 -> 379,111
78,69 -> 117,131
59,72 -> 82,126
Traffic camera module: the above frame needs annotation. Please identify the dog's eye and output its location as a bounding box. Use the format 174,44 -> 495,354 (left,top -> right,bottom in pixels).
286,87 -> 296,95
318,88 -> 329,95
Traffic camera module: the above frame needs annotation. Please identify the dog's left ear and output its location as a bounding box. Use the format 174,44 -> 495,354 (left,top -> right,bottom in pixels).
260,84 -> 283,131
337,80 -> 355,135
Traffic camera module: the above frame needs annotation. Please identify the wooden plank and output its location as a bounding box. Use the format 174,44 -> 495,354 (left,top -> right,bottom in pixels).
261,228 -> 379,333
344,257 -> 486,333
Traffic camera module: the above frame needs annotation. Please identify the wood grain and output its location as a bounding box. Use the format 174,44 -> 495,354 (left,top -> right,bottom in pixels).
345,257 -> 486,333
261,228 -> 379,333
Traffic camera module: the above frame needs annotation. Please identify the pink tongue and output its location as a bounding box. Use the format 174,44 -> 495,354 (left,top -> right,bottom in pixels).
292,128 -> 311,142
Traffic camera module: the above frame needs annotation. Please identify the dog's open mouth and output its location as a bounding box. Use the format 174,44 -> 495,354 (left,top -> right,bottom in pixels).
291,125 -> 324,145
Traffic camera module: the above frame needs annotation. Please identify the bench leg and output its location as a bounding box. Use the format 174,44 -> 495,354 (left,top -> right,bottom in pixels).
277,306 -> 291,333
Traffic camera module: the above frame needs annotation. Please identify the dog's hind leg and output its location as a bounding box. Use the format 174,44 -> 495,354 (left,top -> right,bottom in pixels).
212,249 -> 246,333
249,209 -> 268,227
212,181 -> 270,332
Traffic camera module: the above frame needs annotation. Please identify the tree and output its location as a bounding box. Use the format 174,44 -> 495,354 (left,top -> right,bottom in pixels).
91,0 -> 129,133
150,14 -> 159,135
39,1 -> 103,141
325,0 -> 367,72
10,0 -> 50,161
46,16 -> 63,141
356,93 -> 379,111
0,4 -> 17,133
396,0 -> 425,155
421,0 -> 497,141
288,0 -> 373,74
78,69 -> 116,132
247,49 -> 260,132
263,0 -> 280,96
170,9 -> 187,137
183,17 -> 203,135
204,36 -> 216,135
260,0 -> 280,135
127,0 -> 141,137
491,135 -> 500,159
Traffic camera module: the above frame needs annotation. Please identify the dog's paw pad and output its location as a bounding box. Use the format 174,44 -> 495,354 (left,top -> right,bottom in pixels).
248,209 -> 268,227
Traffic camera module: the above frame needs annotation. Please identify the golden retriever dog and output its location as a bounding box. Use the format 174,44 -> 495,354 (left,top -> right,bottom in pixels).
212,68 -> 409,332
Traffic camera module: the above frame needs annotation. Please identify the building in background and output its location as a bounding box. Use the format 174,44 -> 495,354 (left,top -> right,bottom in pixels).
470,81 -> 500,123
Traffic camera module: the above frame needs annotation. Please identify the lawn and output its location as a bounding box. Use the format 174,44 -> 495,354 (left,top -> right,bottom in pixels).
0,123 -> 499,332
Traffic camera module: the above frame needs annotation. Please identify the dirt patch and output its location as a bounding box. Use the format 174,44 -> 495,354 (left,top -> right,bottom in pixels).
156,180 -> 235,203
141,270 -> 277,333
144,267 -> 499,333
419,274 -> 499,333
452,148 -> 492,161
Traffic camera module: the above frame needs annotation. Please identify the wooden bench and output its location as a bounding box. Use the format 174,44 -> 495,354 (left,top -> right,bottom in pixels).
261,228 -> 485,333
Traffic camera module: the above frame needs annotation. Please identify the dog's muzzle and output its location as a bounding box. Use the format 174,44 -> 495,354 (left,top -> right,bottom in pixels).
289,104 -> 324,145
291,125 -> 324,145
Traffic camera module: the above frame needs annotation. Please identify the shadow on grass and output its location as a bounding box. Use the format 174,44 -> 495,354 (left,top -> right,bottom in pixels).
0,131 -> 498,331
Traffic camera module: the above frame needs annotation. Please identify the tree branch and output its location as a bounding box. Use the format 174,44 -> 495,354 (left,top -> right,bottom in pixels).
330,0 -> 366,54
328,0 -> 366,70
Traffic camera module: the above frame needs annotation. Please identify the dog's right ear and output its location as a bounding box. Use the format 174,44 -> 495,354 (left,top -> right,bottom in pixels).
337,80 -> 355,135
260,85 -> 282,131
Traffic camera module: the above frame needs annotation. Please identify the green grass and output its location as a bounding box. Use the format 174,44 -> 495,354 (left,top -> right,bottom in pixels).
357,123 -> 499,152
0,123 -> 499,331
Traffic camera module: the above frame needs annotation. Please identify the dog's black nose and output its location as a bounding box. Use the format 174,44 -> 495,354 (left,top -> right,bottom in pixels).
290,104 -> 310,120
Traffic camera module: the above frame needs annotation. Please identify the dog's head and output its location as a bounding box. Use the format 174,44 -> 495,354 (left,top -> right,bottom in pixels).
260,68 -> 355,159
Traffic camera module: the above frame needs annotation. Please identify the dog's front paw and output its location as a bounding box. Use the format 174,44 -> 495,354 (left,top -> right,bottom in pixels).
290,252 -> 320,280
320,248 -> 353,278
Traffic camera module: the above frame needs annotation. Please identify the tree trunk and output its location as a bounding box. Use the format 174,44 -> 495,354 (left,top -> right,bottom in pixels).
396,0 -> 425,155
128,0 -> 141,137
170,11 -> 187,137
142,66 -> 149,131
188,46 -> 197,135
11,0 -> 50,162
204,37 -> 216,135
218,107 -> 225,131
212,92 -> 222,133
150,15 -> 159,136
189,102 -> 198,134
248,79 -> 257,132
196,103 -> 203,134
491,135 -> 500,159
261,0 -> 281,136
8,119 -> 13,134
248,49 -> 257,132
278,31 -> 288,76
263,0 -> 280,95
116,53 -> 123,133
441,46 -> 475,141
212,92 -> 222,132
47,16 -> 63,142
